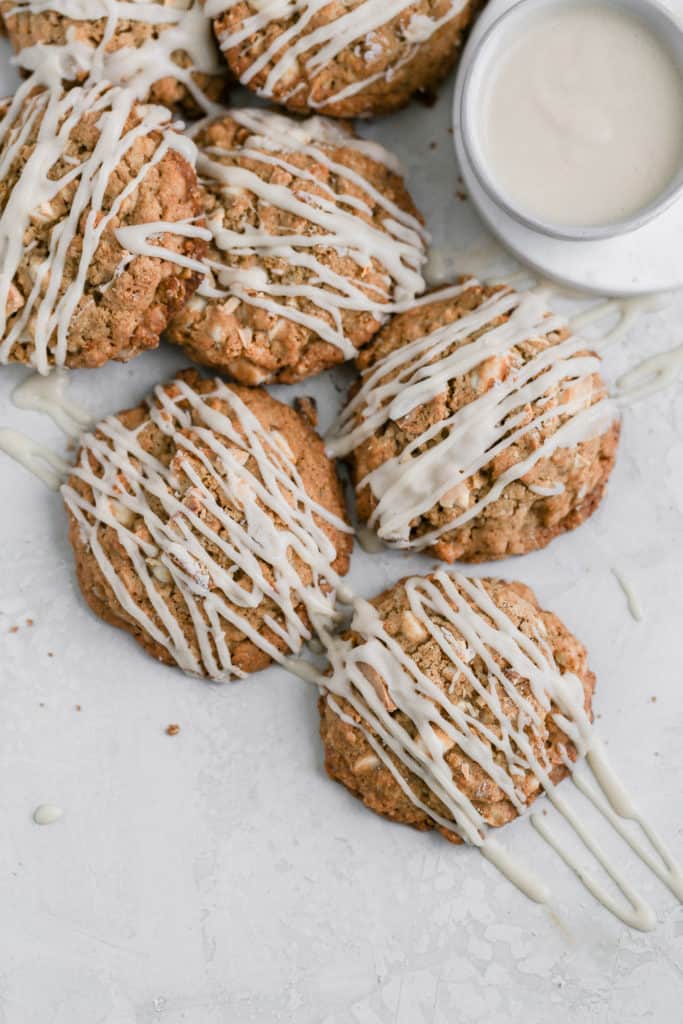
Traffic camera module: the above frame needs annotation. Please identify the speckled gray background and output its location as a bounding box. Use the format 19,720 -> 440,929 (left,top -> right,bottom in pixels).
1,24 -> 682,1024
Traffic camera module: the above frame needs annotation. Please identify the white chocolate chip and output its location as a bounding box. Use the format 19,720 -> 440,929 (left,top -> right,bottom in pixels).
352,753 -> 380,773
110,499 -> 135,527
31,200 -> 55,224
360,663 -> 397,712
224,447 -> 249,467
400,609 -> 428,644
148,558 -> 172,584
268,319 -> 287,340
439,480 -> 470,510
476,354 -> 511,393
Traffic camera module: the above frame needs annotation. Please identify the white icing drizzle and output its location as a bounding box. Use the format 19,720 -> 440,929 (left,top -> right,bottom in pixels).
614,341 -> 683,403
206,0 -> 468,110
7,0 -> 223,111
327,280 -> 618,547
571,293 -> 670,351
0,427 -> 69,489
480,836 -> 549,905
62,375 -> 351,681
612,567 -> 643,622
0,77 -> 209,374
424,239 -> 517,288
579,740 -> 683,901
12,369 -> 92,438
527,481 -> 565,497
192,107 -> 427,359
317,571 -> 683,930
355,523 -> 384,553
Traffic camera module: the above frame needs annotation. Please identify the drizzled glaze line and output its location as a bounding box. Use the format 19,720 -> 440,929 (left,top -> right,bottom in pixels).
7,0 -> 223,111
614,341 -> 683,403
0,427 -> 69,489
0,77 -> 209,374
62,376 -> 351,680
13,369 -> 92,438
317,572 -> 683,929
207,0 -> 468,110
192,107 -> 427,358
327,281 -> 618,546
612,567 -> 643,622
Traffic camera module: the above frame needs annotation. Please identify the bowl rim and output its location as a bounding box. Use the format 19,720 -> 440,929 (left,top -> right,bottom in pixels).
458,0 -> 683,242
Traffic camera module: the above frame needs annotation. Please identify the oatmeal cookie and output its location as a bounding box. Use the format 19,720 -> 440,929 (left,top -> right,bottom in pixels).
167,108 -> 427,384
0,81 -> 206,373
328,279 -> 620,561
63,369 -> 353,680
208,0 -> 480,118
1,0 -> 226,115
319,570 -> 595,842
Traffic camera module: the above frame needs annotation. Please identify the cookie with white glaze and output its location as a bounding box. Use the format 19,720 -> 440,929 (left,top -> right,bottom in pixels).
328,279 -> 620,562
167,108 -> 427,384
63,369 -> 353,680
319,570 -> 595,843
1,0 -> 226,115
0,82 -> 206,373
208,0 -> 480,119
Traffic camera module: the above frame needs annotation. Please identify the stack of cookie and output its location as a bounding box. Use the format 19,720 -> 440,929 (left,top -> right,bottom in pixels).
0,0 -> 625,853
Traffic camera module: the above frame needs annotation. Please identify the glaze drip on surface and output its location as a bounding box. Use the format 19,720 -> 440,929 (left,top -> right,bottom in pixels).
0,427 -> 69,489
12,369 -> 92,438
317,572 -> 683,930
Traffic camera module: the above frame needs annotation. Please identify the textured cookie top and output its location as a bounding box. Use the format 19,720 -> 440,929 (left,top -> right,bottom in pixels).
167,108 -> 427,384
0,80 -> 207,373
1,0 -> 224,113
63,369 -> 352,681
328,279 -> 620,561
319,570 -> 595,843
208,0 -> 476,118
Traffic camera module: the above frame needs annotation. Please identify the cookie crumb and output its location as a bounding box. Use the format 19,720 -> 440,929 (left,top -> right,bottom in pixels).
293,395 -> 318,427
456,190 -> 468,201
166,723 -> 181,736
26,618 -> 34,626
75,704 -> 82,711
416,87 -> 438,108
650,696 -> 657,703
8,625 -> 18,634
